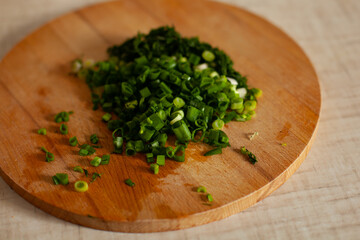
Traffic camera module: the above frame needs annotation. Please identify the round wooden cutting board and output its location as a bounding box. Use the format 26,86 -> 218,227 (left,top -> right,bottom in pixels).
0,0 -> 320,233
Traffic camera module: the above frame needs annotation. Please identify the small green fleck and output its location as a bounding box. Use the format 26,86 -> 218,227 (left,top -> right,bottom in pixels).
60,124 -> 68,135
102,113 -> 112,122
69,136 -> 78,146
90,172 -> 102,183
73,166 -> 84,173
124,178 -> 135,187
37,128 -> 47,135
197,186 -> 207,193
90,156 -> 102,167
90,134 -> 99,144
156,155 -> 165,166
150,163 -> 159,174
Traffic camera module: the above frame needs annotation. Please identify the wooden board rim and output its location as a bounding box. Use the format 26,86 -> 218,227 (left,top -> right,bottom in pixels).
0,0 -> 321,232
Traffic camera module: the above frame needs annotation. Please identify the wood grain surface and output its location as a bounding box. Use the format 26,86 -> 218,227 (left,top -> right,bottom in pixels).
0,0 -> 320,233
11,0 -> 360,238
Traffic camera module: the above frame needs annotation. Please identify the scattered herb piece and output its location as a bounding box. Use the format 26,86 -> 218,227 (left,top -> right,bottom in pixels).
124,178 -> 135,187
52,176 -> 60,185
240,146 -> 258,164
204,147 -> 222,156
156,155 -> 165,166
40,146 -> 48,153
90,134 -> 99,144
59,124 -> 68,135
206,194 -> 214,202
79,149 -> 88,156
69,136 -> 78,146
37,128 -> 47,135
79,144 -> 96,156
74,181 -> 88,192
146,153 -> 154,163
40,147 -> 54,162
197,186 -> 207,193
281,143 -> 287,147
113,136 -> 123,154
249,131 -> 259,141
90,172 -> 102,183
150,163 -> 159,174
73,166 -> 84,173
90,156 -> 102,167
84,169 -> 89,177
54,111 -> 71,123
100,154 -> 110,165
102,113 -> 112,122
45,152 -> 55,162
52,173 -> 69,185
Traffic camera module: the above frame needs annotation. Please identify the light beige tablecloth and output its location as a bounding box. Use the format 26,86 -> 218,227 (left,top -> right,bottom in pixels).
1,0 -> 359,239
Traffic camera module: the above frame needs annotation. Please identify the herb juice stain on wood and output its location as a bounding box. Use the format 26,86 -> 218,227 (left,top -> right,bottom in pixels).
0,0 -> 320,232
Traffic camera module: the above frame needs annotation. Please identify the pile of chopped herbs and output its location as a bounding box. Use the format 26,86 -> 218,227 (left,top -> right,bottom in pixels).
72,26 -> 262,169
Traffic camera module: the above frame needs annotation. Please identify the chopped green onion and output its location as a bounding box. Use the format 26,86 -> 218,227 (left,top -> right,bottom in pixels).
170,110 -> 184,125
60,124 -> 68,135
37,128 -> 47,135
90,156 -> 102,167
101,154 -> 110,165
79,149 -> 88,156
252,88 -> 263,98
40,147 -> 54,162
244,100 -> 257,111
172,120 -> 191,142
150,163 -> 159,174
90,134 -> 99,144
173,145 -> 186,162
204,147 -> 222,156
74,181 -> 88,192
173,97 -> 185,108
54,111 -> 70,123
146,153 -> 154,163
73,166 -> 84,173
202,50 -> 215,62
52,176 -> 60,185
46,152 -> 55,162
140,87 -> 151,98
249,132 -> 259,141
53,173 -> 69,185
197,186 -> 207,193
212,119 -> 224,130
71,26 -> 261,165
79,144 -> 96,156
84,169 -> 89,177
69,136 -> 78,146
40,146 -> 48,153
90,172 -> 102,183
231,98 -> 244,110
240,146 -> 258,164
126,141 -> 136,156
186,106 -> 201,122
102,113 -> 112,122
113,136 -> 123,154
71,59 -> 82,73
124,178 -> 135,187
134,140 -> 145,152
156,155 -> 165,166
206,193 -> 213,202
